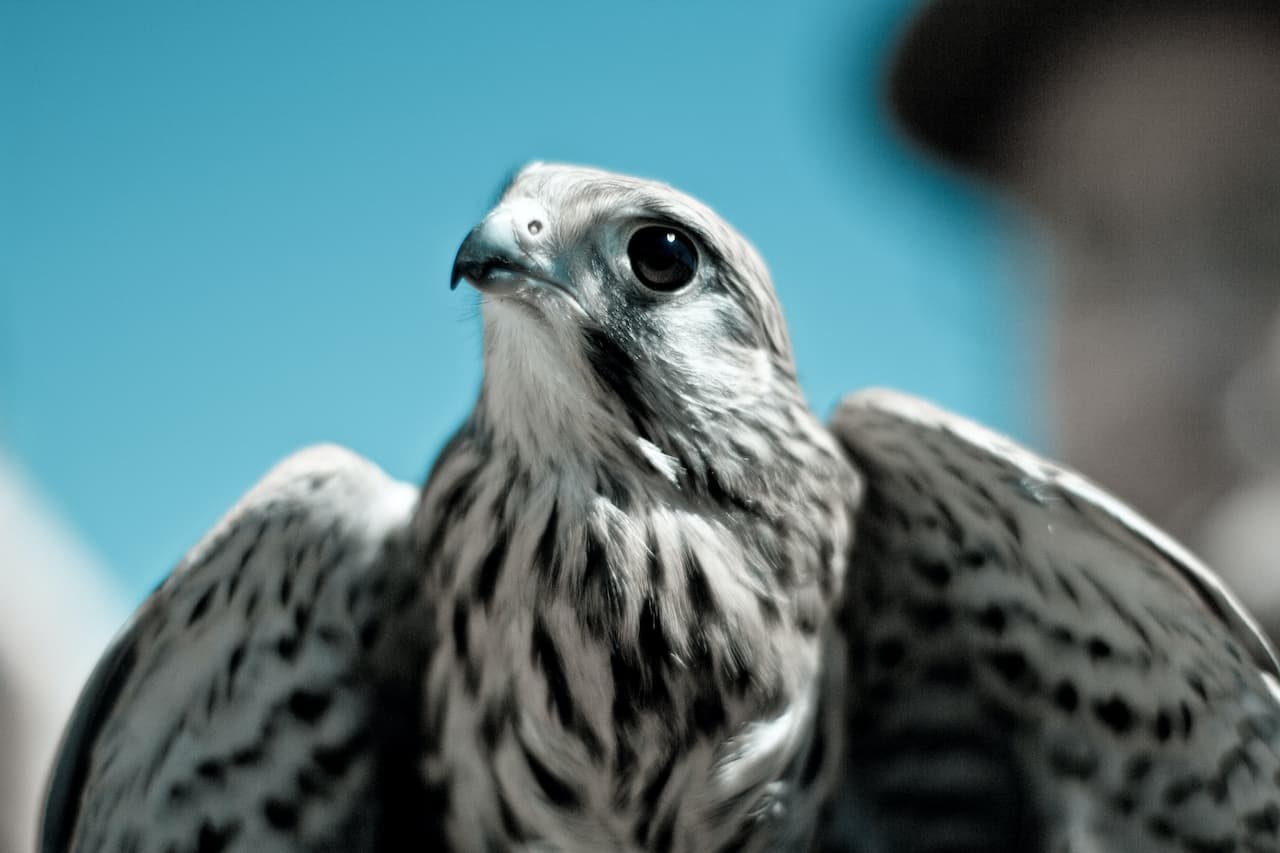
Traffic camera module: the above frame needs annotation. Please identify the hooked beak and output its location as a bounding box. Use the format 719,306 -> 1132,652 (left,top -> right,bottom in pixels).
449,204 -> 574,308
449,226 -> 547,294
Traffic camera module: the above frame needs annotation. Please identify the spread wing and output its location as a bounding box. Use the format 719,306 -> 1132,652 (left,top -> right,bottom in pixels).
41,446 -> 437,853
820,389 -> 1280,853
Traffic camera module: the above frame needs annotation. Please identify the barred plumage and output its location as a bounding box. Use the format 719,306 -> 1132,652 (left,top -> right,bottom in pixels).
43,164 -> 1280,853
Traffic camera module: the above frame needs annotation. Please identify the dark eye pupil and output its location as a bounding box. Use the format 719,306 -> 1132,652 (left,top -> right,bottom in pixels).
627,226 -> 697,291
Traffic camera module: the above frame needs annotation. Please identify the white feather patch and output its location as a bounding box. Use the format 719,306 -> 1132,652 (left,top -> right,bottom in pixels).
635,437 -> 681,484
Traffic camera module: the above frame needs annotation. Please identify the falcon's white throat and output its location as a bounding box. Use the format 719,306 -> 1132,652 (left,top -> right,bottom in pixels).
477,295 -> 622,470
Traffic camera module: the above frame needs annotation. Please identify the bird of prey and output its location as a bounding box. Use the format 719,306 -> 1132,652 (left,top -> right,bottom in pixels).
42,164 -> 1280,853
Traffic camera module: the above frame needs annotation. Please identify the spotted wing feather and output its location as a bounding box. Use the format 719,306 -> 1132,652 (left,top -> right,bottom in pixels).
41,446 -> 436,853
822,388 -> 1280,853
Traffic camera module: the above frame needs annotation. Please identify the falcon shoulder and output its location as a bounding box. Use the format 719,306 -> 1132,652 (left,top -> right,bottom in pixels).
41,445 -> 436,853
821,388 -> 1280,853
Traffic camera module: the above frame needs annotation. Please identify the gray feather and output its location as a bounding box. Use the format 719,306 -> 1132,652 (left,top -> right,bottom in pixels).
825,388 -> 1280,852
44,446 -> 424,852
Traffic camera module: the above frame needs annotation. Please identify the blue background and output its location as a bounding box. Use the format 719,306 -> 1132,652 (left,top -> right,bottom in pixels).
1,0 -> 1038,604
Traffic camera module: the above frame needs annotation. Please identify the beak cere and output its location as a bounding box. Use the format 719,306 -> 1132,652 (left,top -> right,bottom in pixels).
450,198 -> 555,295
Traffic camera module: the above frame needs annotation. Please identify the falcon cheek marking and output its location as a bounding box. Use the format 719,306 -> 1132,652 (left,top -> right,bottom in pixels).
47,163 -> 1280,853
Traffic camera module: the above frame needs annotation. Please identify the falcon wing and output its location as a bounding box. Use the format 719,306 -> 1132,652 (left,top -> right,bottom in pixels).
820,388 -> 1280,853
41,446 -> 435,853
834,388 -> 1278,676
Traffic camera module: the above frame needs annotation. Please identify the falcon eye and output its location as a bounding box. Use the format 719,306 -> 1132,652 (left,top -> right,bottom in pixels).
627,226 -> 698,292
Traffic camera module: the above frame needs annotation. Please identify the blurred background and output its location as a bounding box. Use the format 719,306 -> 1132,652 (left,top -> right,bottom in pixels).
1,1 -> 1275,850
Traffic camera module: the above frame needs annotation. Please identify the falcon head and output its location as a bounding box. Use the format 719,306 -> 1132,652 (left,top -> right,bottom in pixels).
452,163 -> 810,482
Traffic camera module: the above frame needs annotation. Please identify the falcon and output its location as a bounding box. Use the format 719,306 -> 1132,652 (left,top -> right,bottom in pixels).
42,164 -> 1280,852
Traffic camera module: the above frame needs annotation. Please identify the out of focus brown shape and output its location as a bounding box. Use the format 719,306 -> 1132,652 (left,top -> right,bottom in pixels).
886,1 -> 1280,637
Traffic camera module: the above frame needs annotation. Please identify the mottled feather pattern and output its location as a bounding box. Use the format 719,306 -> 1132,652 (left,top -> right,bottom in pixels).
825,391 -> 1280,852
48,447 -> 426,852
414,402 -> 856,852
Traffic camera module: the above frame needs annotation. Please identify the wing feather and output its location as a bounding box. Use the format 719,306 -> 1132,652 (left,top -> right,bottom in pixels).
821,389 -> 1280,852
41,445 -> 423,852
833,388 -> 1278,676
